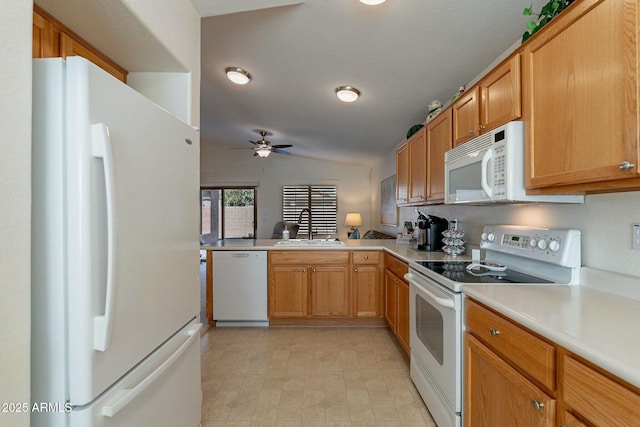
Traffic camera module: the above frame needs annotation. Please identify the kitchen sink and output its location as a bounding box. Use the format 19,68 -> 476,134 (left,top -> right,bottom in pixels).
273,239 -> 345,246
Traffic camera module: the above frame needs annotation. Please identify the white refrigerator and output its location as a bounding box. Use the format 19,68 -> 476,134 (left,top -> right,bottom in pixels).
31,57 -> 202,427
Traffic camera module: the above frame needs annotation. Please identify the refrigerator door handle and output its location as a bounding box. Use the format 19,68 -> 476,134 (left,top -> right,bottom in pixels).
92,123 -> 118,352
101,323 -> 202,417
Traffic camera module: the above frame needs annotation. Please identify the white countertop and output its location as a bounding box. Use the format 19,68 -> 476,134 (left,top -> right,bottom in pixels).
201,239 -> 476,264
462,282 -> 640,390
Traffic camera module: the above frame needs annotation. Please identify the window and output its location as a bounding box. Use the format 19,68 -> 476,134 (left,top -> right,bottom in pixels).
282,185 -> 337,237
201,187 -> 256,243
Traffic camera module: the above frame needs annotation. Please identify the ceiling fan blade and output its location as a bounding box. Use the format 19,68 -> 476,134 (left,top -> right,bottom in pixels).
273,149 -> 292,155
271,144 -> 293,149
249,140 -> 260,145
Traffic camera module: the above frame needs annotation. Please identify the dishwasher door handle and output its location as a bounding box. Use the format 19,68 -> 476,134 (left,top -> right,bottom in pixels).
231,253 -> 251,257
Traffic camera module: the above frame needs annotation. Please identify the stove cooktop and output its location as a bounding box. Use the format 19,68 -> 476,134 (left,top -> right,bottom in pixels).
414,261 -> 553,284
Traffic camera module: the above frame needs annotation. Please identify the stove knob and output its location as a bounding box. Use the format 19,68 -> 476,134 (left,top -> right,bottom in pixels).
537,239 -> 548,250
487,232 -> 496,242
529,239 -> 538,248
481,232 -> 488,241
549,240 -> 560,252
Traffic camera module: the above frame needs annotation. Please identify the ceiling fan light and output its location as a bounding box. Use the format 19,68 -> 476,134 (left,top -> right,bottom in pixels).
336,86 -> 360,103
360,0 -> 386,4
225,67 -> 251,85
256,147 -> 271,157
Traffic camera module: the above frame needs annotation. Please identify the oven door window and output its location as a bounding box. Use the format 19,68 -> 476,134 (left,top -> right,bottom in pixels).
415,294 -> 444,365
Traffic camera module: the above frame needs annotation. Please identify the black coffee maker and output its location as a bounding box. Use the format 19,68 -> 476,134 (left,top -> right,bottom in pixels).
416,212 -> 449,251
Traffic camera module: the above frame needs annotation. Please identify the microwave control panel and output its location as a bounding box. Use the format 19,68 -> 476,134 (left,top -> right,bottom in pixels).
491,143 -> 507,198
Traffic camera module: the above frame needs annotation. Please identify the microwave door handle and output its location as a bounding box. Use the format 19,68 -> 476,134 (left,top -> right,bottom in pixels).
481,148 -> 493,198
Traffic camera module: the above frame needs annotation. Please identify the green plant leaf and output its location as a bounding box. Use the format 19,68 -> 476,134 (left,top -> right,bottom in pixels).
526,21 -> 537,31
523,5 -> 533,16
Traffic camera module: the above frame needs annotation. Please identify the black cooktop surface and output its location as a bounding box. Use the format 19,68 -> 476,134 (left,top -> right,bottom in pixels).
414,261 -> 553,284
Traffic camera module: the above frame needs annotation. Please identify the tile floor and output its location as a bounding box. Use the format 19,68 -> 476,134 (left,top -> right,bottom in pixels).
200,327 -> 436,427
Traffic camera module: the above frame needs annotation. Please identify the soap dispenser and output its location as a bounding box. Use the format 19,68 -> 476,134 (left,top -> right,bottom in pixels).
282,225 -> 289,241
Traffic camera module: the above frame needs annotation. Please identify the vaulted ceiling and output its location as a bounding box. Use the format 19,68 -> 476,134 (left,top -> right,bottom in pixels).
196,0 -> 547,166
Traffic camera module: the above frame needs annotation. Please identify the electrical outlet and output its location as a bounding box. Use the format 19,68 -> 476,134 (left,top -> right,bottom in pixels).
633,223 -> 640,251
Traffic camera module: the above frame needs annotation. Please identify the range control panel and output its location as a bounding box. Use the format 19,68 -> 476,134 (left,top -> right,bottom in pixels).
480,225 -> 581,268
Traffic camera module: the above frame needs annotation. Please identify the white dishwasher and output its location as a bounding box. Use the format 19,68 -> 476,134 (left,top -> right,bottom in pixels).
212,250 -> 269,326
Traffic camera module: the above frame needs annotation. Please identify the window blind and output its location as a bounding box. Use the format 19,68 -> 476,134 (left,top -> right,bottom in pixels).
282,185 -> 337,236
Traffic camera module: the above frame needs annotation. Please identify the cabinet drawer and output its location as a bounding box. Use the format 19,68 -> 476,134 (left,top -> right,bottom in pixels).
352,250 -> 380,265
466,299 -> 555,391
270,251 -> 349,265
384,253 -> 408,279
563,355 -> 640,426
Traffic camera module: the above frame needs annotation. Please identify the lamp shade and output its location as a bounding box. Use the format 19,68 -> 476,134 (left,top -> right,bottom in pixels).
345,213 -> 362,227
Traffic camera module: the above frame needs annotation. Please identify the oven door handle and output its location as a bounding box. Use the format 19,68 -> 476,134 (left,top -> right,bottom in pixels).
408,277 -> 455,309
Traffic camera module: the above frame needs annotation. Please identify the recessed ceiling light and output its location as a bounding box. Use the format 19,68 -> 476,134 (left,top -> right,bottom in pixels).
360,0 -> 386,5
335,86 -> 361,103
225,67 -> 251,85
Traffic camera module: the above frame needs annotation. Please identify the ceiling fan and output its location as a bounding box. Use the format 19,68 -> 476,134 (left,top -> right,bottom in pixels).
249,130 -> 292,157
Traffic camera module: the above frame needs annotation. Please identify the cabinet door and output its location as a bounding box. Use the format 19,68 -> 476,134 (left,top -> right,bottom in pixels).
452,87 -> 480,147
269,266 -> 308,317
465,334 -> 555,427
396,142 -> 409,205
426,108 -> 452,203
408,128 -> 427,203
524,0 -> 640,191
33,9 -> 60,58
352,265 -> 381,317
60,33 -> 128,82
562,354 -> 640,426
396,279 -> 410,355
309,266 -> 349,317
384,270 -> 398,330
481,54 -> 521,131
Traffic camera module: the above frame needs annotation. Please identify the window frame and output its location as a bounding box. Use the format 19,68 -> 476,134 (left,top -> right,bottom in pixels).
200,186 -> 257,240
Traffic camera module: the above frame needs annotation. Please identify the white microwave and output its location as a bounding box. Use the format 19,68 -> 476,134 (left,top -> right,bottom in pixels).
444,121 -> 584,205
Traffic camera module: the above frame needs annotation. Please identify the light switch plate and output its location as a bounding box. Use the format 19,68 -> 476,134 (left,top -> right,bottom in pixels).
633,223 -> 640,251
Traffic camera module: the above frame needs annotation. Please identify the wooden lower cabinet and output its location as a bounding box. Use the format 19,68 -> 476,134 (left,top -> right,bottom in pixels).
465,333 -> 556,426
561,353 -> 640,426
270,266 -> 309,317
465,298 -> 640,426
384,253 -> 410,355
269,250 -> 382,320
309,266 -> 349,317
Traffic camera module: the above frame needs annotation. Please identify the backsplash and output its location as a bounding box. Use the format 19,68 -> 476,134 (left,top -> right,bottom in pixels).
371,157 -> 640,278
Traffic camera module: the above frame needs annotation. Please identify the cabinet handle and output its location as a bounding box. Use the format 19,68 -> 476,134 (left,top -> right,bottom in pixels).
303,268 -> 307,273
312,268 -> 316,273
364,255 -> 369,260
393,263 -> 398,267
354,268 -> 358,272
531,400 -> 545,411
468,129 -> 475,135
479,125 -> 485,131
393,278 -> 398,284
489,328 -> 501,337
619,161 -> 635,170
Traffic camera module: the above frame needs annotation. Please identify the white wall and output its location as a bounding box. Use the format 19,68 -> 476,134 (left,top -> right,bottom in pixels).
120,0 -> 201,126
201,143 -> 371,240
370,147 -> 640,279
0,0 -> 31,426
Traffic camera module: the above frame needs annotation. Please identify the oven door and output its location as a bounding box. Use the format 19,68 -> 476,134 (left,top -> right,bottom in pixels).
406,270 -> 462,427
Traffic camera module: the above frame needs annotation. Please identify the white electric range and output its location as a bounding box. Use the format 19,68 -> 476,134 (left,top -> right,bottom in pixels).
404,225 -> 581,427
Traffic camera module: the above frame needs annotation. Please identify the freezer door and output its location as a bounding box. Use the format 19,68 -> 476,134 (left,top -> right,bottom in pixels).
69,322 -> 202,427
63,57 -> 200,405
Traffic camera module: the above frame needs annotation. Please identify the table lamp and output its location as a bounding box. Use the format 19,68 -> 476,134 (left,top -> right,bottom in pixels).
345,213 -> 362,239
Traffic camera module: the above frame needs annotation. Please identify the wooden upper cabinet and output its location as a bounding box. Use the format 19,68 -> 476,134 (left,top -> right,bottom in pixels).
33,8 -> 60,58
408,127 -> 427,203
426,108 -> 453,203
480,54 -> 521,132
60,33 -> 128,83
396,142 -> 409,205
452,86 -> 480,147
33,5 -> 128,83
453,54 -> 522,148
523,0 -> 640,192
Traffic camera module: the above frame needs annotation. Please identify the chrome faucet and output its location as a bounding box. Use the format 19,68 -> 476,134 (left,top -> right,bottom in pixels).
298,208 -> 312,240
